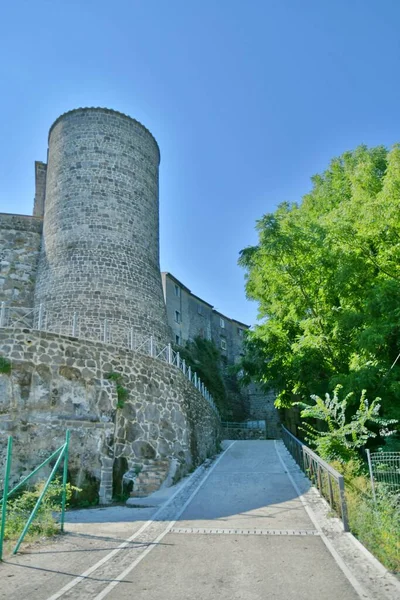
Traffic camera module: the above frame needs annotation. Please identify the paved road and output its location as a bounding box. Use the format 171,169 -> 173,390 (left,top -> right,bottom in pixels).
0,441 -> 367,599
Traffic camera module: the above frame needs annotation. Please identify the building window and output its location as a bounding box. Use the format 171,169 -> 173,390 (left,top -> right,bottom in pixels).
174,284 -> 180,297
237,328 -> 243,337
175,334 -> 181,345
221,339 -> 227,350
175,310 -> 180,323
220,317 -> 225,328
197,304 -> 203,315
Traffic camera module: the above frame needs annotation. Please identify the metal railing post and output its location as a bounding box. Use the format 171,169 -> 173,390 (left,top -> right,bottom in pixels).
0,436 -> 12,561
150,336 -> 154,357
366,449 -> 376,502
38,303 -> 44,330
60,430 -> 70,533
0,302 -> 5,327
72,313 -> 78,337
338,475 -> 349,532
182,359 -> 186,375
103,319 -> 108,343
167,343 -> 172,364
188,366 -> 191,381
194,372 -> 197,387
176,351 -> 180,369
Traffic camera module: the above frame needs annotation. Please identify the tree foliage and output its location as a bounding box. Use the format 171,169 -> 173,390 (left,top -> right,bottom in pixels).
296,386 -> 397,462
239,144 -> 400,426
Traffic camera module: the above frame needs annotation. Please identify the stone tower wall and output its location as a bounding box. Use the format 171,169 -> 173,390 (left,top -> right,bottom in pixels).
34,108 -> 169,344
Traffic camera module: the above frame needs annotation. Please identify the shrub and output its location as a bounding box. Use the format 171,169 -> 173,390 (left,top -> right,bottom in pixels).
296,385 -> 397,462
0,478 -> 80,542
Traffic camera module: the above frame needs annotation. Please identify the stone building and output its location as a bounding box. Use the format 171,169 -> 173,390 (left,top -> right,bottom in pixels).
161,272 -> 248,363
0,108 -> 220,503
161,272 -> 280,436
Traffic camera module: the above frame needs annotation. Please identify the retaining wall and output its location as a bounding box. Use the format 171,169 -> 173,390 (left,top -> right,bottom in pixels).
0,328 -> 220,503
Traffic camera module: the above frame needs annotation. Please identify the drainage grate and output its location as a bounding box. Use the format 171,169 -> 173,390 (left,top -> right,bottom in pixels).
170,527 -> 320,536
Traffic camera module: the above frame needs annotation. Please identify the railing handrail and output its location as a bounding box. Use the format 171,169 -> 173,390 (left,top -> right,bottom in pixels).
281,426 -> 343,481
281,425 -> 349,531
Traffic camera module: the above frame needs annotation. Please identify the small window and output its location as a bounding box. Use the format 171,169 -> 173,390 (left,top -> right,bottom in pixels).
197,304 -> 203,315
237,328 -> 243,337
174,285 -> 180,297
220,317 -> 225,328
221,339 -> 227,350
175,310 -> 180,323
175,334 -> 181,345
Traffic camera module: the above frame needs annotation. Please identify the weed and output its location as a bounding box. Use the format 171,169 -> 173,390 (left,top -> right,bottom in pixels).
116,384 -> 128,409
106,372 -> 129,409
0,356 -> 11,375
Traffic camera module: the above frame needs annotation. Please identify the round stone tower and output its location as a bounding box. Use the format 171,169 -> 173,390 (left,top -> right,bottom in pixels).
34,107 -> 169,344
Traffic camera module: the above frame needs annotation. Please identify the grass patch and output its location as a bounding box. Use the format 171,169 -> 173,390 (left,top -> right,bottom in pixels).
347,479 -> 399,572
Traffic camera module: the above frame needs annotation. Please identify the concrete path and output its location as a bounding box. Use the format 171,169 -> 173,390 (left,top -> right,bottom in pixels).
0,440 -> 398,600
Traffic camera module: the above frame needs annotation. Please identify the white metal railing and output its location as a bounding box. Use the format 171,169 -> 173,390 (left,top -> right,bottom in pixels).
0,302 -> 219,416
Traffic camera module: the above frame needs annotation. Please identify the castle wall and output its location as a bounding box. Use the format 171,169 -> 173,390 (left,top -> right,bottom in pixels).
33,161 -> 47,218
34,108 -> 169,344
0,214 -> 42,307
0,327 -> 220,503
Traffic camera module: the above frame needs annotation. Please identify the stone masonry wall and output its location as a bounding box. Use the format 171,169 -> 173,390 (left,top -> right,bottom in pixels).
0,214 -> 43,307
221,426 -> 266,440
0,328 -> 220,503
247,384 -> 280,438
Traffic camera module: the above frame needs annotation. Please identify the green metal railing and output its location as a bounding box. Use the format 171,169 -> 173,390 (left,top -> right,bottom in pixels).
0,430 -> 70,559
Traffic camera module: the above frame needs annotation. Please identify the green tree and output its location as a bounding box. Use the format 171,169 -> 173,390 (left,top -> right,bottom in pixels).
239,144 -> 400,427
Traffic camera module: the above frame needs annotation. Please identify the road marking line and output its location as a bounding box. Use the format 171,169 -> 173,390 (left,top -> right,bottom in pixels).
170,527 -> 320,536
93,441 -> 236,600
45,442 -> 235,600
274,441 -> 370,600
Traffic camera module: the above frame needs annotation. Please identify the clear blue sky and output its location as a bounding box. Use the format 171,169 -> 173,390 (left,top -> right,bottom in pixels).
1,0 -> 399,326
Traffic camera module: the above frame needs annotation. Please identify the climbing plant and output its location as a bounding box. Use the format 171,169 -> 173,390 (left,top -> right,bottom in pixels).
105,372 -> 129,409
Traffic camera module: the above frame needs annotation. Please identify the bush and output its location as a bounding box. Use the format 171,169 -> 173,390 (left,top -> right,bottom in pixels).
0,478 -> 80,542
